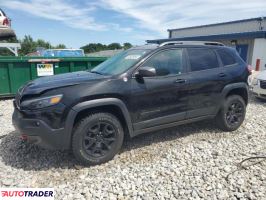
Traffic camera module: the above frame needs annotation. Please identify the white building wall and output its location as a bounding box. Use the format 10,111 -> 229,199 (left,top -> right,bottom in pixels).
170,19 -> 266,38
251,38 -> 266,71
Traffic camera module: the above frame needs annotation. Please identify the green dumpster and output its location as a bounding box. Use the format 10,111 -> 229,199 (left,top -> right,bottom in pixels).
0,56 -> 107,97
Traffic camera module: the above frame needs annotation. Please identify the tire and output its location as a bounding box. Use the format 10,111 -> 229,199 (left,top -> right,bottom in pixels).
72,112 -> 124,165
0,28 -> 16,39
215,95 -> 246,131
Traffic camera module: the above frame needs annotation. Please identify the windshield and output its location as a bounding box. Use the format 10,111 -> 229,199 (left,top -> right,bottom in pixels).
91,49 -> 150,75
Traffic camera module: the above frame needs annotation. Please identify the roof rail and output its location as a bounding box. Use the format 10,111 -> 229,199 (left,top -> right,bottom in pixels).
159,41 -> 224,47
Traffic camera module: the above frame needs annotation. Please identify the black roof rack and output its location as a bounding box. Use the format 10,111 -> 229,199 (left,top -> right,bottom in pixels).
158,41 -> 224,47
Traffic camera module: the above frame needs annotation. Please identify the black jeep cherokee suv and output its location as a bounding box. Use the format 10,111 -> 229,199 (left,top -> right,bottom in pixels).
13,41 -> 250,165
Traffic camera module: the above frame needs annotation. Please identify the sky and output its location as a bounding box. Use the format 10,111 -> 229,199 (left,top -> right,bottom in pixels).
1,0 -> 266,48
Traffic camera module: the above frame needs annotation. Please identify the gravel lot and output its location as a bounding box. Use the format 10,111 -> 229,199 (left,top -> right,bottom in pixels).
0,97 -> 265,200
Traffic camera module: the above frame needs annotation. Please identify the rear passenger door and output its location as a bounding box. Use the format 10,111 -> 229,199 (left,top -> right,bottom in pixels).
186,48 -> 224,118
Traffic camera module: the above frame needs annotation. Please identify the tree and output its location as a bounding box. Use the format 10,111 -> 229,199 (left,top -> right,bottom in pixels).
0,35 -> 134,56
13,35 -> 68,56
55,44 -> 66,49
81,43 -> 107,53
19,35 -> 37,55
123,42 -> 132,49
81,42 -> 134,54
36,39 -> 51,49
107,43 -> 122,50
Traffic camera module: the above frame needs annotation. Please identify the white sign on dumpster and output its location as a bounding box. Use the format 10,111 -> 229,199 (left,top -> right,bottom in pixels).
37,63 -> 54,76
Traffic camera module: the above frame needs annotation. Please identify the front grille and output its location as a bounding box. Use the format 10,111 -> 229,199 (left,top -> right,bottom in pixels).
260,80 -> 266,89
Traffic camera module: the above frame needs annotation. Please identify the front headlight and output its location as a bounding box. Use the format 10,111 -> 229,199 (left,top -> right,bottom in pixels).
20,94 -> 63,110
257,79 -> 260,87
252,78 -> 259,85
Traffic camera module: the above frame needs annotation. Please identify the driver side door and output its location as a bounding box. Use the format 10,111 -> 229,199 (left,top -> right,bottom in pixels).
129,48 -> 190,132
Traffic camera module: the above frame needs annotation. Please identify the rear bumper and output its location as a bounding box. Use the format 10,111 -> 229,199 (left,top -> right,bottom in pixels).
12,108 -> 70,150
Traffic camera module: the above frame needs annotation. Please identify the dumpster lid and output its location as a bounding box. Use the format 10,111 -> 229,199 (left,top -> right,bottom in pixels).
28,58 -> 60,63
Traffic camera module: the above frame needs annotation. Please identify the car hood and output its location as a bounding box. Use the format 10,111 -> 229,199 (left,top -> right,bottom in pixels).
257,70 -> 266,80
21,71 -> 107,95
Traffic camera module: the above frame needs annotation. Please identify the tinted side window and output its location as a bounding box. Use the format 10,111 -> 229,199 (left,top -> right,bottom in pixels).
187,48 -> 219,71
142,49 -> 183,76
217,49 -> 237,66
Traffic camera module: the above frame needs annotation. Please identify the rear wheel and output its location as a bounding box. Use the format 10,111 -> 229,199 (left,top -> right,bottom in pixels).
215,95 -> 246,131
72,113 -> 124,165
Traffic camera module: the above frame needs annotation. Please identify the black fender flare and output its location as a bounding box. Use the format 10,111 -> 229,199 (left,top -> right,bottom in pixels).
215,82 -> 249,114
64,98 -> 133,148
221,82 -> 249,99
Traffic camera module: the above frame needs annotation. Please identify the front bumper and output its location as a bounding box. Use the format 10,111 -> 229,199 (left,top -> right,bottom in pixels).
250,85 -> 266,99
12,108 -> 70,150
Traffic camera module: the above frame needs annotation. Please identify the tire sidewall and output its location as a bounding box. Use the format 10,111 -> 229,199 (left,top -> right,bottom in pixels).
73,113 -> 124,165
221,95 -> 246,131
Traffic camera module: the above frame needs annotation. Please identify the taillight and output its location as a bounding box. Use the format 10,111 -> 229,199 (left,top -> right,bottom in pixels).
3,18 -> 9,26
247,65 -> 253,75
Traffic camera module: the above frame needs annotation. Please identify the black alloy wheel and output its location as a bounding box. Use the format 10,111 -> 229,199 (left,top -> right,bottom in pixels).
83,122 -> 116,158
225,101 -> 244,127
72,113 -> 124,165
215,95 -> 246,131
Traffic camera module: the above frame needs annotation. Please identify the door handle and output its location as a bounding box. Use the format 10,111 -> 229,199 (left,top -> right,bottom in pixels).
218,73 -> 226,78
175,79 -> 186,84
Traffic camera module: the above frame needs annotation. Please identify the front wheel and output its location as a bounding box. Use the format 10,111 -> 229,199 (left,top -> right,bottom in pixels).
215,95 -> 246,131
72,113 -> 124,165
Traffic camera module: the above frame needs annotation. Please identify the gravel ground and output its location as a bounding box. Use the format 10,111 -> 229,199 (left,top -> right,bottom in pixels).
0,97 -> 265,200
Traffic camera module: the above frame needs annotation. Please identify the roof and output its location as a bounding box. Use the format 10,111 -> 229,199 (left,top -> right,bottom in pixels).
168,17 -> 266,32
147,31 -> 266,44
146,16 -> 266,44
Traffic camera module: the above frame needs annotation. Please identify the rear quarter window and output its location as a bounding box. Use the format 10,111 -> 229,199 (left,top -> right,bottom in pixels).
187,48 -> 219,72
217,49 -> 237,66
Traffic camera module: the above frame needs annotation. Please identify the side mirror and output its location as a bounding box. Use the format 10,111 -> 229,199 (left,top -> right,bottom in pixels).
136,66 -> 156,78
